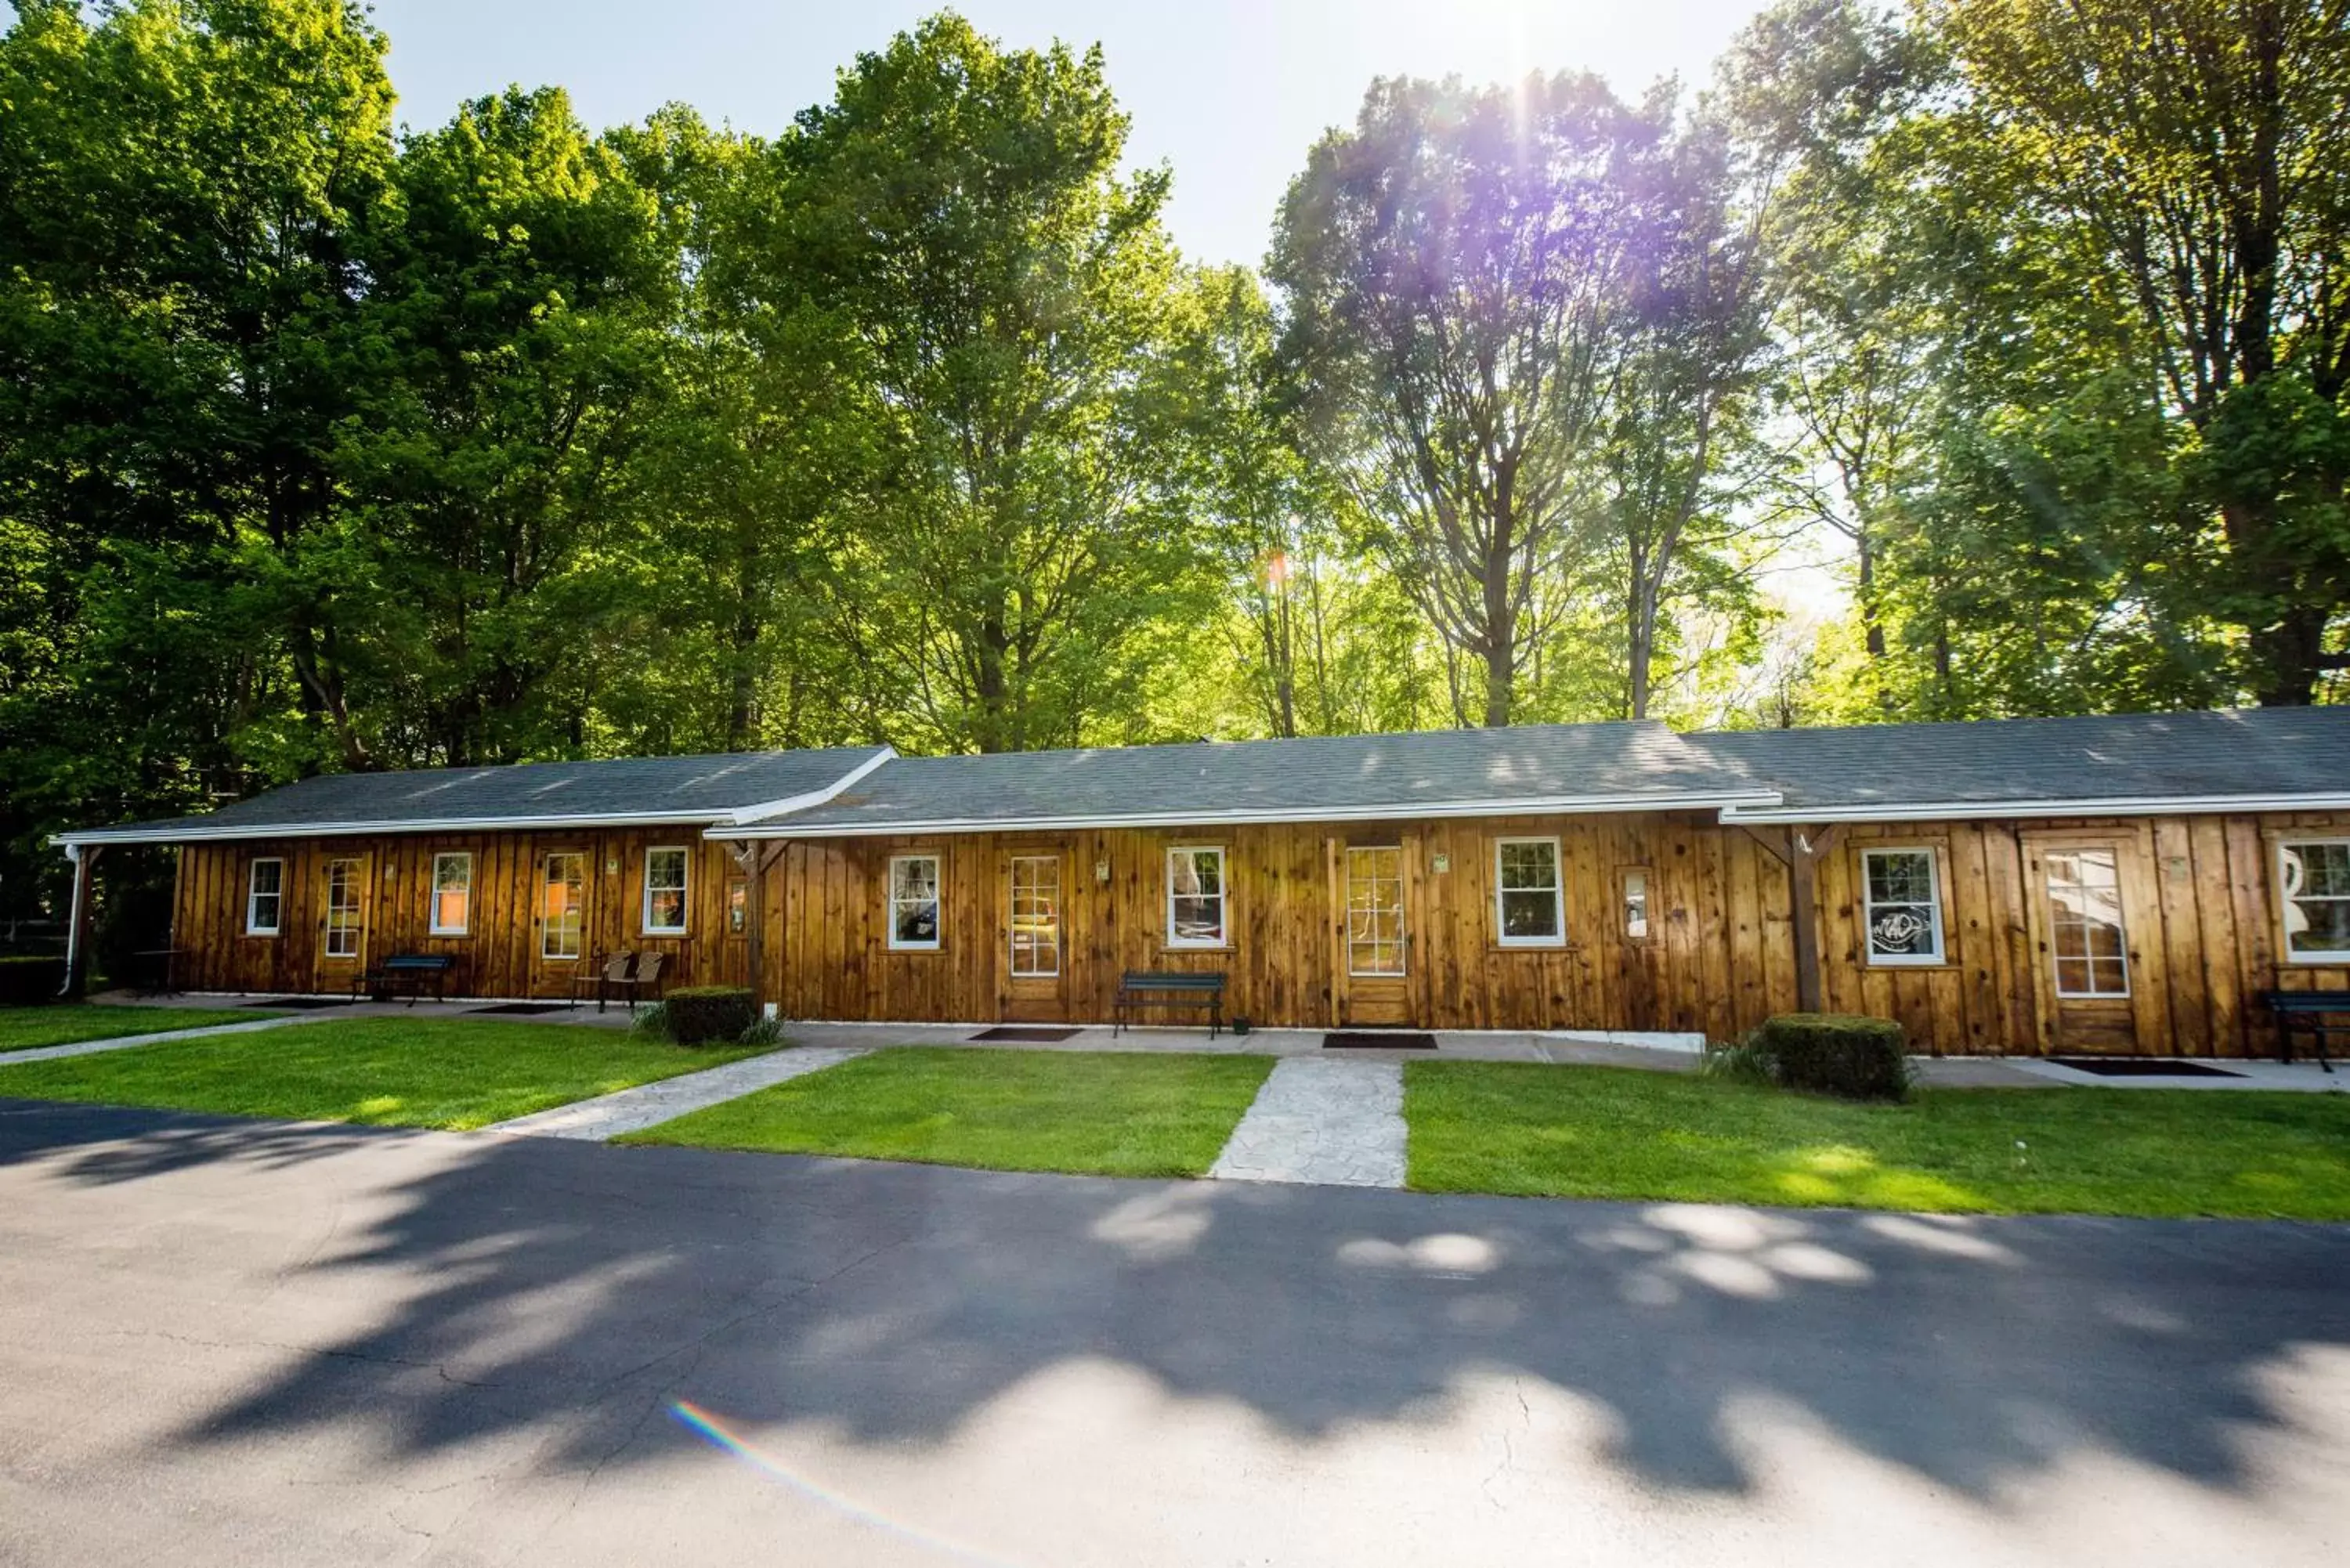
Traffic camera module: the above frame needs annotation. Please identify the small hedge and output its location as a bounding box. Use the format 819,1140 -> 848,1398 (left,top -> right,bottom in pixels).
0,956 -> 67,1006
1755,1013 -> 1911,1102
664,985 -> 757,1046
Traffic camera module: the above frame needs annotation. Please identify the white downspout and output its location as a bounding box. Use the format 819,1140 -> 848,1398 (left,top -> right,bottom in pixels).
59,843 -> 84,999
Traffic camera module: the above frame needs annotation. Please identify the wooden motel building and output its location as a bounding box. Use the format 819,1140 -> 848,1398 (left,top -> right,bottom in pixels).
55,708 -> 2350,1057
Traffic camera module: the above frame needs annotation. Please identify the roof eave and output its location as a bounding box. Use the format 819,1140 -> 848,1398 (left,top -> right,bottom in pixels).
1719,791 -> 2350,824
53,807 -> 747,848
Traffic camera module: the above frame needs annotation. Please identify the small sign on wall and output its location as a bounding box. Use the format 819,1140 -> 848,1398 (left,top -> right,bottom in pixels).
1432,852 -> 1451,874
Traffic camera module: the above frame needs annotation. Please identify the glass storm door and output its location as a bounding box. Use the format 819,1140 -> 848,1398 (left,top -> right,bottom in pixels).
1340,844 -> 1412,1026
1003,853 -> 1066,1021
2029,839 -> 2144,1054
541,854 -> 586,959
312,854 -> 371,990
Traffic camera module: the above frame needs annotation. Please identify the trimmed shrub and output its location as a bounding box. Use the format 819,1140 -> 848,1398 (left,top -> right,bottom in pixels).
1757,1013 -> 1910,1101
0,956 -> 66,1006
664,986 -> 755,1046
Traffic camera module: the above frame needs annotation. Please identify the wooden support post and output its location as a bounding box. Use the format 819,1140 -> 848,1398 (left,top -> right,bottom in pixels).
62,843 -> 100,1000
1786,826 -> 1843,1015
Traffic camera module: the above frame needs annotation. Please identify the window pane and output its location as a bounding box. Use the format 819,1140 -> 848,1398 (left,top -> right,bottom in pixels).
727,877 -> 748,935
1172,895 -> 1224,943
1867,851 -> 1936,905
432,855 -> 470,932
1501,888 -> 1558,939
1623,870 -> 1648,939
1867,902 -> 1939,958
1499,840 -> 1557,891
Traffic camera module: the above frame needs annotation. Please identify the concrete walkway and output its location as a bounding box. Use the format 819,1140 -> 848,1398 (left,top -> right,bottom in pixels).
486,1046 -> 868,1140
1209,1057 -> 1408,1187
0,1014 -> 304,1066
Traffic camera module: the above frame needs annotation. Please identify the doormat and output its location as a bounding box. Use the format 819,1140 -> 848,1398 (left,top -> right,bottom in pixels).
249,996 -> 352,1010
1324,1031 -> 1439,1050
969,1025 -> 1083,1042
469,1002 -> 579,1017
2049,1057 -> 2246,1078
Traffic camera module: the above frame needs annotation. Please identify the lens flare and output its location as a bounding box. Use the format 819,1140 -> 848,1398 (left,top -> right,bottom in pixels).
668,1400 -> 1027,1568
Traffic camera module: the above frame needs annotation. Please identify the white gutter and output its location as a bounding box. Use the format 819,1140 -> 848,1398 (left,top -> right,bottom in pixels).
1719,791 -> 2350,824
50,747 -> 900,847
719,746 -> 895,826
715,789 -> 1789,840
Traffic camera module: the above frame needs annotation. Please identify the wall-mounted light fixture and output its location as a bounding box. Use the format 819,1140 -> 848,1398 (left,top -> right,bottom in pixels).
1094,858 -> 1112,884
606,857 -> 620,876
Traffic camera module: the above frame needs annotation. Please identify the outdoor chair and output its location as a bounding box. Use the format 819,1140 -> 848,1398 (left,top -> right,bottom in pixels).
606,951 -> 668,1013
571,951 -> 636,1013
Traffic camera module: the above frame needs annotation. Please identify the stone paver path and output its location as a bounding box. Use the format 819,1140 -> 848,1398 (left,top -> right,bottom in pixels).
1209,1057 -> 1407,1188
0,1014 -> 303,1067
486,1046 -> 868,1141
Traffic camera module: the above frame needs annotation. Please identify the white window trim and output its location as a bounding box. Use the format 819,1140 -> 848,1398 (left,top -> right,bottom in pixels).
1862,845 -> 1947,966
642,846 -> 690,936
429,851 -> 472,937
1165,845 -> 1230,948
2278,838 -> 2350,966
244,858 -> 284,937
1493,836 -> 1566,948
887,853 -> 942,952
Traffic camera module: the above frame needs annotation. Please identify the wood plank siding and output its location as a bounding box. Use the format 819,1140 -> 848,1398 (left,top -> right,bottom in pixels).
168,808 -> 2350,1054
172,832 -> 751,999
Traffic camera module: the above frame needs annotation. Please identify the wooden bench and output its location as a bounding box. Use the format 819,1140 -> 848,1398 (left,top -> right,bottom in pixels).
1112,970 -> 1227,1039
2261,990 -> 2345,1074
354,953 -> 456,1006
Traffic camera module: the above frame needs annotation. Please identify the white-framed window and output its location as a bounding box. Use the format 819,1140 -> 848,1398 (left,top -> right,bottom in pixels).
1862,847 -> 1945,965
888,854 -> 942,950
2046,847 -> 2129,997
726,875 -> 749,936
1166,846 -> 1228,947
643,846 -> 689,935
430,851 -> 472,936
1010,854 -> 1061,977
1494,837 -> 1564,946
2279,840 -> 2350,963
245,858 -> 284,936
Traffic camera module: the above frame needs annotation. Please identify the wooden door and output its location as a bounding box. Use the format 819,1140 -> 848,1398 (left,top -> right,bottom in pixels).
1002,851 -> 1067,1021
2023,834 -> 2160,1054
530,850 -> 590,999
313,852 -> 372,995
1339,844 -> 1412,1027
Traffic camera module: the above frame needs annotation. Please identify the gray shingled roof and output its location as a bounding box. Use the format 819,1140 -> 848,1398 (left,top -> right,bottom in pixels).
738,722 -> 1777,834
1690,707 -> 2350,815
61,746 -> 892,844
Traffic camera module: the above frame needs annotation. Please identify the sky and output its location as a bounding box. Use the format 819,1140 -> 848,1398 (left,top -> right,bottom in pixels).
370,0 -> 1773,268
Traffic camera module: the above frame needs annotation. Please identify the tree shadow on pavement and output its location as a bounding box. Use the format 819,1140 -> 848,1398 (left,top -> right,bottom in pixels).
5,1099 -> 2346,1502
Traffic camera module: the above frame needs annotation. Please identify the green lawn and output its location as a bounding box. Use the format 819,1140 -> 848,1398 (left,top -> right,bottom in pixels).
0,1017 -> 765,1130
0,1003 -> 271,1053
624,1046 -> 1274,1178
1405,1061 -> 2350,1219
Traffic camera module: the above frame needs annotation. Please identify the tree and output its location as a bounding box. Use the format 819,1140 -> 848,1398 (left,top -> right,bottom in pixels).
1272,72 -> 1654,728
1939,0 -> 2350,705
766,14 -> 1206,753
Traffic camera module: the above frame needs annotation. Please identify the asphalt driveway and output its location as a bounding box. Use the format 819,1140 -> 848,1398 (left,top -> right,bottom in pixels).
2,1097 -> 2345,1566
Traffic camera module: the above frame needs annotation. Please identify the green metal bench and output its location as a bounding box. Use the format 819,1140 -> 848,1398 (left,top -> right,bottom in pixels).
2260,990 -> 2345,1074
354,953 -> 456,1006
1112,970 -> 1226,1039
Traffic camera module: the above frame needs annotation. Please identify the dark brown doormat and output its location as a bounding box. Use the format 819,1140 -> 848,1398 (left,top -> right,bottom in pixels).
970,1025 -> 1083,1042
1324,1031 -> 1439,1050
468,1002 -> 578,1016
249,996 -> 353,1010
2049,1057 -> 2246,1078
